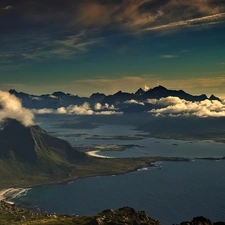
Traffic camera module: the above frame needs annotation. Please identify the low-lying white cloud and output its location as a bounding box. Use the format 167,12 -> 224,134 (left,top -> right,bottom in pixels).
124,99 -> 145,105
0,90 -> 34,126
33,108 -> 54,114
33,102 -> 122,115
95,111 -> 123,115
160,55 -> 178,59
32,96 -> 225,118
94,103 -> 115,111
149,96 -> 225,117
67,102 -> 93,115
144,85 -> 149,91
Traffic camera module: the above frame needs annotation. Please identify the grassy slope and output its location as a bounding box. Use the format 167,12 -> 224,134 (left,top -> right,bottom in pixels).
0,120 -> 189,189
0,156 -> 188,189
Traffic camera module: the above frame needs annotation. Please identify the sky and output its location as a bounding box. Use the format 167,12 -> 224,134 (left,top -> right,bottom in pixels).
0,0 -> 225,97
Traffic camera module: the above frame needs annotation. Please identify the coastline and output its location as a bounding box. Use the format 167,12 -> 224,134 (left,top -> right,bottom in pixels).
0,188 -> 30,204
135,133 -> 225,144
86,150 -> 113,158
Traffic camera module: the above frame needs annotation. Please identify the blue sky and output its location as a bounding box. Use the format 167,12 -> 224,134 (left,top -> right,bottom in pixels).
0,0 -> 225,97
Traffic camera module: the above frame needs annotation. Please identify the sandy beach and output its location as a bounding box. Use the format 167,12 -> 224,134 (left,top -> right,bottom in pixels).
86,150 -> 113,158
0,188 -> 30,203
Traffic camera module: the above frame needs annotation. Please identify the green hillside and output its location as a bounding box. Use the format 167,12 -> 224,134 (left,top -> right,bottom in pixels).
0,119 -> 188,189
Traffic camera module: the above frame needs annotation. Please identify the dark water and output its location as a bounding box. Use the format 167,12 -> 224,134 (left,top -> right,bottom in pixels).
36,116 -> 225,159
15,116 -> 225,224
14,160 -> 225,225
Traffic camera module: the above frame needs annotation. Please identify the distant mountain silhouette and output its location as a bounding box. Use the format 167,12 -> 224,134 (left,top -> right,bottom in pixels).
52,91 -> 68,98
135,88 -> 145,96
101,85 -> 217,105
101,91 -> 135,105
142,85 -> 208,101
8,86 -> 221,110
209,94 -> 221,101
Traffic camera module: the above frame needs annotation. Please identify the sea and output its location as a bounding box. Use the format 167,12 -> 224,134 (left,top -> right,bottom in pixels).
12,115 -> 225,225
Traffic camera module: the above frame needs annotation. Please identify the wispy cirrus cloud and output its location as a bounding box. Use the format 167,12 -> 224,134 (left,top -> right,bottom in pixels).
1,0 -> 225,69
145,12 -> 225,31
20,31 -> 100,60
2,5 -> 14,11
6,0 -> 225,32
160,55 -> 178,59
0,30 -> 101,68
73,0 -> 225,31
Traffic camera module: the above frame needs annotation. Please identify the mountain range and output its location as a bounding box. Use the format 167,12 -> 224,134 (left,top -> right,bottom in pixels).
9,86 -> 221,110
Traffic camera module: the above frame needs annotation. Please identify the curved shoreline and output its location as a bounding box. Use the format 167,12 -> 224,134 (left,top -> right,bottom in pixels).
0,188 -> 30,204
86,150 -> 113,158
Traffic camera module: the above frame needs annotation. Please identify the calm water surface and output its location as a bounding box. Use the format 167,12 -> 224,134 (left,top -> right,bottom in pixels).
14,161 -> 225,225
15,116 -> 225,224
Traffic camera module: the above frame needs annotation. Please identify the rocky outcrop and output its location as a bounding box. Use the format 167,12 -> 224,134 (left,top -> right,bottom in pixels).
88,206 -> 160,225
179,216 -> 225,225
0,201 -> 159,225
1,201 -> 225,225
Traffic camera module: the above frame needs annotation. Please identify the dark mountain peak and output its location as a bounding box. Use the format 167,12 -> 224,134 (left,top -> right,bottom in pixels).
0,118 -> 86,165
52,91 -> 67,97
8,89 -> 18,95
0,119 -> 38,162
90,92 -> 106,98
144,85 -> 168,98
151,85 -> 167,91
115,90 -> 123,95
209,94 -> 221,101
8,89 -> 30,98
101,91 -> 133,105
135,88 -> 145,96
1,118 -> 26,130
199,94 -> 208,100
177,89 -> 185,94
114,91 -> 132,96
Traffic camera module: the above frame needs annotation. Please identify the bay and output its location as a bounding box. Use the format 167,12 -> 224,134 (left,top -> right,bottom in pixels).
13,115 -> 225,225
14,160 -> 225,225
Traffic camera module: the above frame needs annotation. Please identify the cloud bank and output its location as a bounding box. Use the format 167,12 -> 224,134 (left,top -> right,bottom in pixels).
149,97 -> 225,117
33,96 -> 225,118
33,102 -> 122,116
124,99 -> 145,106
0,91 -> 34,126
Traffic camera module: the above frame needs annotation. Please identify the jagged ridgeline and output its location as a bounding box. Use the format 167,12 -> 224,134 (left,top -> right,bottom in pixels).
0,118 -> 88,188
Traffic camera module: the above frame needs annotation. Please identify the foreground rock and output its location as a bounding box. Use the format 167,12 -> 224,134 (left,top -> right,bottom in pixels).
1,201 -> 225,225
0,201 -> 159,225
89,206 -> 160,225
179,216 -> 225,225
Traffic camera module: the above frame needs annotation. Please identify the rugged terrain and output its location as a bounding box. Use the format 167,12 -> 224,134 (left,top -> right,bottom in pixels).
1,201 -> 224,225
0,118 -> 188,189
